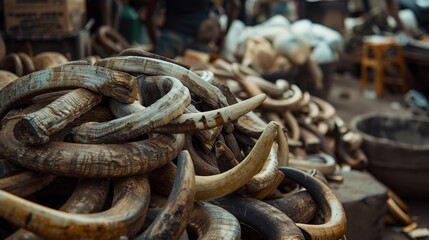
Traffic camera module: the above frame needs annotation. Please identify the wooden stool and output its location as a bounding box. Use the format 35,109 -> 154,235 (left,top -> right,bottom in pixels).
361,39 -> 407,97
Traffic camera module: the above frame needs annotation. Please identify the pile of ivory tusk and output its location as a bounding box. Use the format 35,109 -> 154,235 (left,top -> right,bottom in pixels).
0,48 -> 347,240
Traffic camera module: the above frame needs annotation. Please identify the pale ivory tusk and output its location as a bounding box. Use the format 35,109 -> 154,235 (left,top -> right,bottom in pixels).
118,47 -> 191,70
71,76 -> 191,143
231,63 -> 302,112
277,124 -> 289,167
14,88 -> 103,145
0,65 -> 138,119
235,109 -> 268,139
187,201 -> 241,240
248,170 -> 285,200
7,178 -> 110,240
311,96 -> 336,120
195,121 -> 278,200
283,111 -> 300,142
0,117 -> 185,178
137,151 -> 195,240
95,56 -> 228,108
155,94 -> 266,133
237,143 -> 279,195
0,175 -> 150,240
279,167 -> 347,240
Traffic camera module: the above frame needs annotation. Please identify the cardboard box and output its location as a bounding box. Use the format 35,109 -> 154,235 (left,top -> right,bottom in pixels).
3,0 -> 86,36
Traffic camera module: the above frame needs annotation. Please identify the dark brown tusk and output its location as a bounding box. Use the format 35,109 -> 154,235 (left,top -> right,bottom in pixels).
136,151 -> 195,240
279,167 -> 347,240
222,131 -> 243,162
0,171 -> 56,197
265,190 -> 318,224
211,195 -> 304,240
184,134 -> 219,176
7,178 -> 110,240
299,120 -> 333,156
0,175 -> 150,240
187,201 -> 241,240
215,141 -> 239,172
334,124 -> 367,170
0,159 -> 22,178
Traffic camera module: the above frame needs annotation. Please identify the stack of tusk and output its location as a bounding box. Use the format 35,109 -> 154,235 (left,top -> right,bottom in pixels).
0,49 -> 349,239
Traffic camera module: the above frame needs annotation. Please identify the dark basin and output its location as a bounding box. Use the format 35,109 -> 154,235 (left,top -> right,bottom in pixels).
350,113 -> 429,199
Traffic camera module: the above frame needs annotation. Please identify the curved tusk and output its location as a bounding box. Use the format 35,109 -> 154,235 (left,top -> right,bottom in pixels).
0,175 -> 150,240
7,178 -> 110,239
95,56 -> 228,108
0,171 -> 56,197
137,151 -> 195,240
0,65 -> 138,119
235,110 -> 268,139
283,111 -> 300,142
245,75 -> 285,98
195,121 -> 278,200
311,96 -> 336,120
0,116 -> 185,177
334,124 -> 367,170
211,195 -> 304,240
155,94 -> 266,133
265,190 -> 318,224
248,170 -> 285,200
187,201 -> 241,240
221,131 -> 243,162
277,124 -> 290,167
0,53 -> 23,77
289,153 -> 337,176
71,76 -> 191,143
237,142 -> 279,195
279,167 -> 347,240
118,47 -> 191,70
14,88 -> 102,145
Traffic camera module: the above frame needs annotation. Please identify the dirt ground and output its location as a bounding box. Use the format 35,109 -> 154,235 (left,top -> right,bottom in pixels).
326,73 -> 429,239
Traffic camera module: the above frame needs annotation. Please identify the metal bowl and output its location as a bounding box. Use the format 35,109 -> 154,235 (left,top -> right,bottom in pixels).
350,113 -> 429,199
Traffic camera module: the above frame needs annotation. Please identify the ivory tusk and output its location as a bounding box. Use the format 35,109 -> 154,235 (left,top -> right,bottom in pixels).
155,94 -> 266,133
265,190 -> 318,224
137,151 -> 195,240
17,52 -> 35,75
0,175 -> 150,240
0,65 -> 138,119
118,47 -> 191,70
0,70 -> 18,89
7,178 -> 110,240
195,121 -> 278,200
0,171 -> 56,197
289,153 -> 337,176
187,201 -> 241,240
211,195 -> 304,240
14,88 -> 103,145
1,116 -> 185,177
248,170 -> 285,200
95,56 -> 228,108
184,134 -> 219,176
311,96 -> 336,120
283,111 -> 300,142
237,142 -> 279,195
71,76 -> 191,143
279,167 -> 347,240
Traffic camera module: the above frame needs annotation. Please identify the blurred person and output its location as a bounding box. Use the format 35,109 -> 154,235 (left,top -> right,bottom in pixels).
146,0 -> 240,58
347,0 -> 410,35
